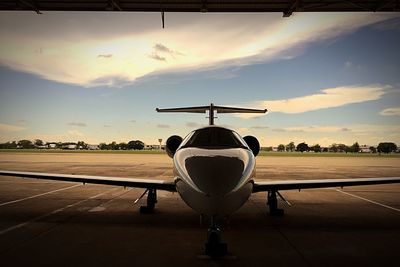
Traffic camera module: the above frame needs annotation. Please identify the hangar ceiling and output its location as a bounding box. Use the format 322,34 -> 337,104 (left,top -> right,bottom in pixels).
1,1 -> 399,17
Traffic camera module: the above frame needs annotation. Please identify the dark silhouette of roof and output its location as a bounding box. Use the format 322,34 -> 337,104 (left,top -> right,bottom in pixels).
1,1 -> 399,16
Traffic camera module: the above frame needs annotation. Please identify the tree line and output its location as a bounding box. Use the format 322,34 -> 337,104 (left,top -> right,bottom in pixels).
0,139 -> 145,150
0,139 -> 398,154
266,141 -> 398,154
98,140 -> 144,150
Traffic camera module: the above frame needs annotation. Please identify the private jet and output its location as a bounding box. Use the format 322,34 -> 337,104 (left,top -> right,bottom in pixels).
1,103 -> 399,257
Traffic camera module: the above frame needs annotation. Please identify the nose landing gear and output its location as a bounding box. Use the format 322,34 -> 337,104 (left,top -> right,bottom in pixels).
204,217 -> 228,257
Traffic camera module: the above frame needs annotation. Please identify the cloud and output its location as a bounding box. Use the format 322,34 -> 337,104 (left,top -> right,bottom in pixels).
157,124 -> 170,128
154,43 -> 184,57
90,75 -> 133,87
238,85 -> 387,118
148,43 -> 185,63
270,124 -> 399,135
202,68 -> 239,80
104,124 -> 111,127
0,123 -> 26,132
148,53 -> 166,62
129,120 -> 136,123
27,130 -> 85,143
0,13 -> 396,86
68,122 -> 87,127
265,85 -> 386,113
373,17 -> 400,31
344,61 -> 362,70
283,126 -> 352,133
272,128 -> 286,132
250,126 -> 269,129
380,107 -> 400,116
154,43 -> 171,53
97,54 -> 112,58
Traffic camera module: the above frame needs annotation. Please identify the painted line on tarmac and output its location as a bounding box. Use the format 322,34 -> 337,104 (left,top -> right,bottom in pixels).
0,181 -> 60,184
335,189 -> 400,212
0,184 -> 82,207
343,190 -> 400,193
0,188 -> 117,236
89,188 -> 132,212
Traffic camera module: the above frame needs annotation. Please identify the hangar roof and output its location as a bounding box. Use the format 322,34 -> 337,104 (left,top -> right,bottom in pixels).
1,1 -> 399,16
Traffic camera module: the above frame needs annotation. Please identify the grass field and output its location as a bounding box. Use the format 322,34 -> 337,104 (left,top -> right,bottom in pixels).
0,149 -> 399,157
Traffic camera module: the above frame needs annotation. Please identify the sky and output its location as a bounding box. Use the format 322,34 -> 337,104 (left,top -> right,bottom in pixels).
0,12 -> 399,147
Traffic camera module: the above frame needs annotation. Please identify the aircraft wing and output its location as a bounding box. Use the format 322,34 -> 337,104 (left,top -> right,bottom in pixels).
0,170 -> 176,192
253,177 -> 400,192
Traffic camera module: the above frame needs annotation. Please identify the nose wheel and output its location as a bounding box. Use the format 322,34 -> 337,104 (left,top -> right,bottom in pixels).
204,217 -> 228,257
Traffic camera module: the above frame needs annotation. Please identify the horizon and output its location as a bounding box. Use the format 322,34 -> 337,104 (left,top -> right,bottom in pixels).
0,138 -> 396,149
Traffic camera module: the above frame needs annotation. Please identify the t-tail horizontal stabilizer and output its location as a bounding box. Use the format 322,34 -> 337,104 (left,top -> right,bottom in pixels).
156,103 -> 267,125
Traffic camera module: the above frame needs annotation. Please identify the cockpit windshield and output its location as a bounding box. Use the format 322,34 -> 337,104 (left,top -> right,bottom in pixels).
180,127 -> 249,149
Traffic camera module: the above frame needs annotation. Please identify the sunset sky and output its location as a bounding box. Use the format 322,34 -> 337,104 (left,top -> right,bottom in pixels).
0,12 -> 399,146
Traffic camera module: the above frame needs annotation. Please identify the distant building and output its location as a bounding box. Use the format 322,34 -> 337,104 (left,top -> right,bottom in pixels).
144,144 -> 164,150
47,143 -> 57,149
360,145 -> 372,153
87,144 -> 99,150
65,144 -> 77,150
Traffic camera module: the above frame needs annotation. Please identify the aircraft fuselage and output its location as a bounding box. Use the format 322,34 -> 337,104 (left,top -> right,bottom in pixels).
174,146 -> 255,216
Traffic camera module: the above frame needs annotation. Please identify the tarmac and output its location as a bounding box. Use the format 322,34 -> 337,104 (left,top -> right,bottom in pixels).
0,153 -> 399,266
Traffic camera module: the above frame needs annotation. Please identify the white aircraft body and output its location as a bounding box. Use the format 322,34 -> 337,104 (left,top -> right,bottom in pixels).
1,103 -> 399,257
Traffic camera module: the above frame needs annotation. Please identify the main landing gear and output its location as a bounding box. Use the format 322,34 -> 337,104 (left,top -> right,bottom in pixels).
267,190 -> 285,216
204,217 -> 228,257
135,189 -> 157,213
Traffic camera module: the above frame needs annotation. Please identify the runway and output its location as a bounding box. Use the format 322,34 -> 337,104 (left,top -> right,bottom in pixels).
0,153 -> 399,266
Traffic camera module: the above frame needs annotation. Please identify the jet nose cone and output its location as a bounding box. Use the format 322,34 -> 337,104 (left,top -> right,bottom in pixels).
185,155 -> 245,196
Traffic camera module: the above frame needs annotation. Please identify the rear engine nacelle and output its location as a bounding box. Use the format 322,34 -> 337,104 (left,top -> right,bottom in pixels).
243,135 -> 260,157
166,135 -> 183,158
